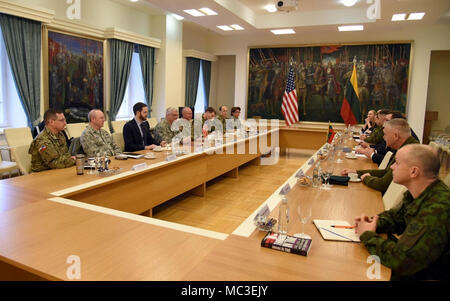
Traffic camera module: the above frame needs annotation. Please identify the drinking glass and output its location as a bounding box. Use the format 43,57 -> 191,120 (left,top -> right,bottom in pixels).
87,158 -> 96,175
335,136 -> 343,163
294,203 -> 312,239
94,153 -> 101,173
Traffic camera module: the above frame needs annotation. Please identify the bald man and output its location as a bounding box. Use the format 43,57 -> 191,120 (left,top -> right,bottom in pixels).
355,144 -> 449,280
80,109 -> 122,157
342,119 -> 419,194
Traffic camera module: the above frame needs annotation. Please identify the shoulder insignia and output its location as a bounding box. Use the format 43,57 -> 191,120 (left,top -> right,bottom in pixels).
39,145 -> 47,152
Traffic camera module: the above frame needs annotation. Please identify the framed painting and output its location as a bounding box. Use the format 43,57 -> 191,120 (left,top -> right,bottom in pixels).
247,42 -> 412,124
46,30 -> 105,123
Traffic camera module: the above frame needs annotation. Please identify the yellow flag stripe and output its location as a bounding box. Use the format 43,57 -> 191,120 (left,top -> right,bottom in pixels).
350,64 -> 360,100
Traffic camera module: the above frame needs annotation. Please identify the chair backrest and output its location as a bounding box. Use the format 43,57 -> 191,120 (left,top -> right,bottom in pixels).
66,123 -> 88,139
378,151 -> 393,170
111,120 -> 127,133
112,132 -> 124,152
148,118 -> 158,129
4,127 -> 33,148
10,144 -> 31,175
103,122 -> 111,134
383,181 -> 408,210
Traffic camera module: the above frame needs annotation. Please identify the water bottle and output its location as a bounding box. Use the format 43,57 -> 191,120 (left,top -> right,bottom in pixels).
278,197 -> 289,235
312,162 -> 321,188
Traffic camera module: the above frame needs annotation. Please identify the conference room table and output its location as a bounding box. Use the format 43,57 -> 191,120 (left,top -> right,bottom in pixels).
0,127 -> 391,281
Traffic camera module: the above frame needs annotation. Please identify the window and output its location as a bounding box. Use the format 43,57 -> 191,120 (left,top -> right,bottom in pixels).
116,50 -> 146,120
0,26 -> 27,128
194,61 -> 206,114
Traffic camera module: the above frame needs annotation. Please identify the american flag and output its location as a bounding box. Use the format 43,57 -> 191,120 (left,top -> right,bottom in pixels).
281,65 -> 299,126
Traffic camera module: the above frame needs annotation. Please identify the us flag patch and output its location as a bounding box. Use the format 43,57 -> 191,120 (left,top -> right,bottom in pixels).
39,145 -> 47,152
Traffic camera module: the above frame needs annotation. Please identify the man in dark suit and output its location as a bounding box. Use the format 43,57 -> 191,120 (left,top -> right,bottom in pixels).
123,102 -> 166,152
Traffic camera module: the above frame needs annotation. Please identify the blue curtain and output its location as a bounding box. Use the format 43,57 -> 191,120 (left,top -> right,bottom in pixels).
201,59 -> 211,110
138,45 -> 155,115
185,57 -> 200,108
108,39 -> 134,123
0,14 -> 41,128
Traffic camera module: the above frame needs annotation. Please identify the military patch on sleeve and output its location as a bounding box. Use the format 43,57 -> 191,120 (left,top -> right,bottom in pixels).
39,145 -> 47,152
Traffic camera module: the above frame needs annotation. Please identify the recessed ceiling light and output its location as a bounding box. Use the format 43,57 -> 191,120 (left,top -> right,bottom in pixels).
184,9 -> 205,17
408,12 -> 425,20
230,24 -> 244,30
392,13 -> 407,21
338,25 -> 364,31
264,4 -> 277,13
341,0 -> 358,7
172,14 -> 184,21
129,0 -> 138,2
271,29 -> 296,35
217,25 -> 233,31
199,8 -> 218,16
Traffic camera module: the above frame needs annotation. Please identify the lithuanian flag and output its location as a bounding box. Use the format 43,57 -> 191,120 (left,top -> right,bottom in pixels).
327,124 -> 335,144
340,64 -> 361,125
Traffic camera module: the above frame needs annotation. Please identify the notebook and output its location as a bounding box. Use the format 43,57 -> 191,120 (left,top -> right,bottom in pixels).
313,219 -> 360,242
123,152 -> 144,159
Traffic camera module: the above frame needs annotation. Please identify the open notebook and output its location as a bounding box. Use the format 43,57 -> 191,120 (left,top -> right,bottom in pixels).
313,219 -> 360,242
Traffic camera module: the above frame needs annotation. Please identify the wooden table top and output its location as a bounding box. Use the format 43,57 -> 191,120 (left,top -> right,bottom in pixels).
186,143 -> 391,281
0,133 -> 391,281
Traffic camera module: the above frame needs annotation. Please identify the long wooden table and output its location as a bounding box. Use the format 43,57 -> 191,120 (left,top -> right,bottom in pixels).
0,128 -> 390,280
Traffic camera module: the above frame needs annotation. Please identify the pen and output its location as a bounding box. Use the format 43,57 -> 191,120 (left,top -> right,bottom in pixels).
320,227 -> 355,242
331,225 -> 355,229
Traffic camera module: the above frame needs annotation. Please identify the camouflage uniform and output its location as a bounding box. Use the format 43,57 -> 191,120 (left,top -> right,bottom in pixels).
202,117 -> 223,134
80,125 -> 122,157
360,179 -> 450,280
29,127 -> 75,172
171,118 -> 193,141
216,115 -> 227,133
154,119 -> 180,144
364,125 -> 384,145
230,117 -> 242,131
357,136 -> 418,194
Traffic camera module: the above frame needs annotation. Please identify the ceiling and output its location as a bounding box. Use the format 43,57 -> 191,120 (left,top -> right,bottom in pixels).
116,0 -> 450,36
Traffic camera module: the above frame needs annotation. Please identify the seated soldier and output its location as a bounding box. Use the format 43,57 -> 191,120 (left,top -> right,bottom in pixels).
216,105 -> 228,133
29,109 -> 75,172
341,119 -> 419,194
355,144 -> 449,280
80,109 -> 122,157
154,107 -> 180,144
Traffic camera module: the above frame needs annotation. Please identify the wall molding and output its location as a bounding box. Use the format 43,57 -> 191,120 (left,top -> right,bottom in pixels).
104,27 -> 161,48
183,49 -> 218,62
0,0 -> 54,23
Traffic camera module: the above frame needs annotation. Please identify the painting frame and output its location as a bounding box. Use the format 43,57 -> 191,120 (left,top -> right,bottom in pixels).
246,41 -> 413,125
43,27 -> 107,124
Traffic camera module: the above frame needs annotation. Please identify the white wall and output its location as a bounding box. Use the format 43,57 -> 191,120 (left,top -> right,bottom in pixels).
426,50 -> 450,133
207,23 -> 450,142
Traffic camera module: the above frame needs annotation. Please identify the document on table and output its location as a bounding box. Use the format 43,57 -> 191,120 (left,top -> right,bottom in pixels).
313,219 -> 360,242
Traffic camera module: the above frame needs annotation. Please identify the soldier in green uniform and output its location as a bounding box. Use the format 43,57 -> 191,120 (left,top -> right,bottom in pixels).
216,106 -> 228,133
342,119 -> 418,194
29,109 -> 75,172
154,107 -> 180,144
80,109 -> 122,157
355,144 -> 449,280
173,107 -> 194,142
360,109 -> 390,147
202,107 -> 222,134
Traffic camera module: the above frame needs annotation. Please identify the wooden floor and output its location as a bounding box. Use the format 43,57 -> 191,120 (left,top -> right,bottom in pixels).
153,149 -> 315,234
